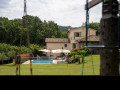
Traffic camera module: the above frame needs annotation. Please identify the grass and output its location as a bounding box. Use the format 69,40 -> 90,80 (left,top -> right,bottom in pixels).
0,55 -> 101,75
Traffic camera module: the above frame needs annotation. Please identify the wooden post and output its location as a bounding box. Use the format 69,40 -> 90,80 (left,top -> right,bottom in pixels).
100,0 -> 119,76
85,0 -> 102,10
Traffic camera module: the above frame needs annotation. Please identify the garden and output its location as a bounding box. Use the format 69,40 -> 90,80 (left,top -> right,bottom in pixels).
0,55 -> 100,75
0,43 -> 119,75
0,43 -> 43,65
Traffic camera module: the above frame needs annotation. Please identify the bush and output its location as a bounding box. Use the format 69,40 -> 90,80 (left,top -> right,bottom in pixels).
68,48 -> 91,63
69,51 -> 77,57
0,43 -> 29,59
30,44 -> 44,56
76,55 -> 83,59
0,43 -> 44,60
0,43 -> 11,53
7,50 -> 16,59
0,52 -> 9,60
20,46 -> 30,54
60,53 -> 65,57
10,46 -> 19,52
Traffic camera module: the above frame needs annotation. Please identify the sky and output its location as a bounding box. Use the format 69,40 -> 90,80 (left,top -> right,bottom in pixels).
0,0 -> 102,27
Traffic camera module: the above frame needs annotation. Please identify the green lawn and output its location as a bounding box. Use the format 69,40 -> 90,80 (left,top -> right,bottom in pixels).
0,55 -> 100,75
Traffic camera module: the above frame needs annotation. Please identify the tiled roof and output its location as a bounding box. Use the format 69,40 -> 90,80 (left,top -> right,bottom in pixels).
79,35 -> 100,42
70,26 -> 96,31
45,38 -> 69,43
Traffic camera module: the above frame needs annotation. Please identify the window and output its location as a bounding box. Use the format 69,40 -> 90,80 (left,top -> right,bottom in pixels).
64,44 -> 67,47
76,32 -> 80,37
74,32 -> 81,39
73,44 -> 76,49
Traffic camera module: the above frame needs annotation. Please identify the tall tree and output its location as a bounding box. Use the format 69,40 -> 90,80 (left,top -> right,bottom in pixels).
89,22 -> 100,36
0,15 -> 66,46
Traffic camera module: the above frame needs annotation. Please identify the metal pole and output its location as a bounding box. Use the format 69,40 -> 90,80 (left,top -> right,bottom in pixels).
30,57 -> 32,75
16,65 -> 18,76
62,47 -> 63,64
86,0 -> 89,46
50,49 -> 51,60
19,61 -> 20,76
24,0 -> 27,16
18,55 -> 21,76
119,0 -> 120,47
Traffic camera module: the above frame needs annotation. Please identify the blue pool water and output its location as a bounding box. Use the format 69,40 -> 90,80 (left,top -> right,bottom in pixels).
32,60 -> 53,64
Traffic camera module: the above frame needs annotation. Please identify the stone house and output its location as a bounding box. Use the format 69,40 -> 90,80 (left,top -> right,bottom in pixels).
67,26 -> 99,49
45,26 -> 99,58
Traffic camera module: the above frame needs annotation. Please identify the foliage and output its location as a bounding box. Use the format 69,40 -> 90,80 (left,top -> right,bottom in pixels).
0,43 -> 18,59
89,22 -> 100,30
0,16 -> 68,59
0,52 -> 9,60
30,44 -> 43,56
60,53 -> 65,57
77,50 -> 85,56
20,46 -> 30,54
89,22 -> 100,36
59,26 -> 68,32
69,51 -> 78,57
61,32 -> 68,38
76,55 -> 83,59
0,16 -> 67,46
69,48 -> 90,63
7,50 -> 16,59
0,43 -> 43,60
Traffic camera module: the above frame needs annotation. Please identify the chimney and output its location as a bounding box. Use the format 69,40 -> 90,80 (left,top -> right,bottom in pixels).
68,26 -> 71,32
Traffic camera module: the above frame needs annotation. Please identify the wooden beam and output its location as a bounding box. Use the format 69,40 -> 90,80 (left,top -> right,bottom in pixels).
85,0 -> 103,10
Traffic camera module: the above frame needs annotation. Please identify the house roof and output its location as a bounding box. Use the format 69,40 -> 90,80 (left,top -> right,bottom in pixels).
45,38 -> 69,43
78,35 -> 100,42
69,26 -> 96,32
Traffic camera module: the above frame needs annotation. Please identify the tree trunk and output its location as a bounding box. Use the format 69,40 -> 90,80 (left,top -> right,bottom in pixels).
82,57 -> 84,63
78,59 -> 80,64
73,55 -> 76,63
2,59 -> 3,64
100,17 -> 119,76
66,55 -> 69,63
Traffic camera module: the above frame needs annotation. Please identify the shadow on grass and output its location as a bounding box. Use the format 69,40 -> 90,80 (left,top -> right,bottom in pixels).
0,64 -> 16,67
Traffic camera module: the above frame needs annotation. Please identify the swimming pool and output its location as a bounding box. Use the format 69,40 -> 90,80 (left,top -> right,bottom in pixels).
32,60 -> 53,64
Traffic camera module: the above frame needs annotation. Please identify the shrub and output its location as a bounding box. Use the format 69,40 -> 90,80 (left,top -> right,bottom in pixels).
30,44 -> 44,56
0,43 -> 11,53
0,52 -> 9,60
7,50 -> 16,59
0,43 -> 44,59
20,46 -> 30,54
69,48 -> 91,63
69,51 -> 78,57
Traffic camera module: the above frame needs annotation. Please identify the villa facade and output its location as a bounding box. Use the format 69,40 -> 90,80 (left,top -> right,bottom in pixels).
45,26 -> 99,57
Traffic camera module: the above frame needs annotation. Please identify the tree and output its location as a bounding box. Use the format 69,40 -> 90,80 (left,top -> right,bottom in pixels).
0,15 -> 66,46
69,51 -> 77,63
89,22 -> 100,36
30,44 -> 43,56
7,50 -> 16,59
0,52 -> 9,64
89,22 -> 100,31
61,32 -> 68,38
